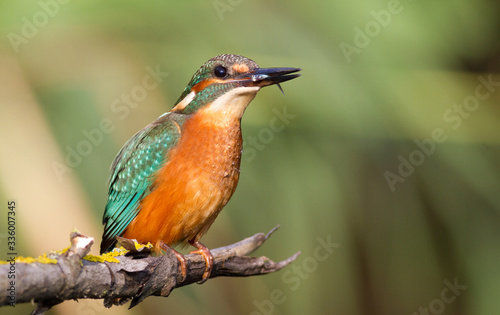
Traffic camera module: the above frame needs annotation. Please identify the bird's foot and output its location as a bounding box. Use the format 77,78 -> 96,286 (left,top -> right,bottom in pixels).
160,242 -> 187,282
188,240 -> 213,284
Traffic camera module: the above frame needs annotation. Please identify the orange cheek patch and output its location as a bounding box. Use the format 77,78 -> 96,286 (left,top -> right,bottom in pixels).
191,79 -> 216,93
191,78 -> 227,93
232,63 -> 249,73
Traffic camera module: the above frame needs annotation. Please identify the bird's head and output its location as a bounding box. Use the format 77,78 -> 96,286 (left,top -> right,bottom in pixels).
172,54 -> 300,119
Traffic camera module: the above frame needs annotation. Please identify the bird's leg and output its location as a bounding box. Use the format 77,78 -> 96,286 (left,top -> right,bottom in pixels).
188,240 -> 213,284
158,241 -> 187,282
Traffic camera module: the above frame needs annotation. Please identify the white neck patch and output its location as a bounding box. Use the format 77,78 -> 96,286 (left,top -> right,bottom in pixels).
203,86 -> 260,119
172,91 -> 196,112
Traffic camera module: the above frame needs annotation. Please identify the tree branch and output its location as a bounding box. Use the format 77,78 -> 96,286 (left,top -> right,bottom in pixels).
0,226 -> 299,314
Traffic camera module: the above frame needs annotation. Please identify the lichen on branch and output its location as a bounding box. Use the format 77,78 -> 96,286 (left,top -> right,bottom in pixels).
0,227 -> 299,315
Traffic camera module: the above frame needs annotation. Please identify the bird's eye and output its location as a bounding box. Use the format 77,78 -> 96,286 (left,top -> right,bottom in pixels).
214,65 -> 227,78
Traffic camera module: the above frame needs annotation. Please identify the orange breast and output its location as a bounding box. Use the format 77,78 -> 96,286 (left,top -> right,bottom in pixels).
122,109 -> 242,248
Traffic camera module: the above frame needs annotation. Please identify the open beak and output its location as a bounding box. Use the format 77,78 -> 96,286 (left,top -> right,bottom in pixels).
235,67 -> 301,88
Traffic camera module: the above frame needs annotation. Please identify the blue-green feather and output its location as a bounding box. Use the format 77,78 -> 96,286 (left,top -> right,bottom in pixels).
100,112 -> 186,253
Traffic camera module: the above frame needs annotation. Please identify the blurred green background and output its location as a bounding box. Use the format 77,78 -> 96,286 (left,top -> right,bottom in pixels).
1,0 -> 499,314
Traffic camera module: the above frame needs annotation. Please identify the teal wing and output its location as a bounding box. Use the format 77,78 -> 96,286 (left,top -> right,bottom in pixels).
100,113 -> 183,253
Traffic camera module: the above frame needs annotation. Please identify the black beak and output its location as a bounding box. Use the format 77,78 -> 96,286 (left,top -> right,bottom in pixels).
235,67 -> 301,87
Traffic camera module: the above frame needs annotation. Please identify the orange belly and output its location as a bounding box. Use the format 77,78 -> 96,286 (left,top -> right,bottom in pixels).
122,111 -> 242,248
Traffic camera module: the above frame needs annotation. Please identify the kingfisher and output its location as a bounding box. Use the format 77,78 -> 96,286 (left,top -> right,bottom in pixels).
100,54 -> 300,283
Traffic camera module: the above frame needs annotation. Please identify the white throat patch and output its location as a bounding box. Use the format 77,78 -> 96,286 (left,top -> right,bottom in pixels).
204,86 -> 260,119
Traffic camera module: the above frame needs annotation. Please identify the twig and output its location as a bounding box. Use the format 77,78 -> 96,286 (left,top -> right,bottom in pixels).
0,227 -> 300,314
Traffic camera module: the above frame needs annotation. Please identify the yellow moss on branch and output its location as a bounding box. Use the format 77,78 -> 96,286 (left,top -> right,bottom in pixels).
0,253 -> 58,265
83,247 -> 128,263
0,240 -> 153,265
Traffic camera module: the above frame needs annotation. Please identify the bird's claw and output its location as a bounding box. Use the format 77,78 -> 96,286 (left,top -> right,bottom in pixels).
160,243 -> 187,282
189,240 -> 213,284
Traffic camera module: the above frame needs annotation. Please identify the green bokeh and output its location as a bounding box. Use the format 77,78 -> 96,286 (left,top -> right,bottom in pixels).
1,0 -> 499,314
